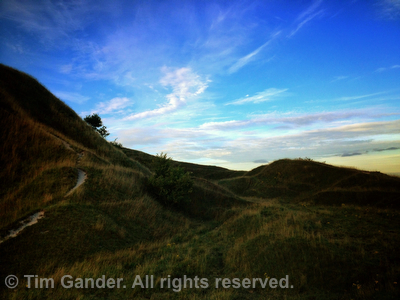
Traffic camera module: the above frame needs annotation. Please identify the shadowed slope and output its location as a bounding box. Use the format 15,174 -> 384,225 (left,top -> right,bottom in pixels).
219,159 -> 400,208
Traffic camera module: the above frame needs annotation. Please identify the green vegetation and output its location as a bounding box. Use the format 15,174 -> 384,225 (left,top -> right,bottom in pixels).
110,138 -> 123,149
147,153 -> 193,207
84,113 -> 110,139
1,64 -> 400,299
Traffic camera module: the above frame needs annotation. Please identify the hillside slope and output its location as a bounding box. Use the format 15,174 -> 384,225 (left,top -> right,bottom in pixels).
218,158 -> 400,208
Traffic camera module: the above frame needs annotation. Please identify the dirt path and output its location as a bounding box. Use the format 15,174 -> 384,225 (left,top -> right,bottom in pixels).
0,135 -> 87,245
50,133 -> 87,196
0,212 -> 45,245
64,168 -> 87,197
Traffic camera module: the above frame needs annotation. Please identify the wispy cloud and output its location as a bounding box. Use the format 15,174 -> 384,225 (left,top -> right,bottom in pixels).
228,31 -> 281,73
226,88 -> 288,105
341,152 -> 362,157
373,146 -> 399,152
288,0 -> 324,38
375,64 -> 400,72
4,41 -> 24,54
253,159 -> 269,163
93,97 -> 132,115
224,119 -> 400,160
331,75 -> 349,82
0,0 -> 93,45
60,64 -> 73,74
336,91 -> 387,101
200,109 -> 381,131
124,67 -> 209,120
135,118 -> 400,169
377,0 -> 400,19
317,119 -> 400,138
339,146 -> 399,157
55,91 -> 90,104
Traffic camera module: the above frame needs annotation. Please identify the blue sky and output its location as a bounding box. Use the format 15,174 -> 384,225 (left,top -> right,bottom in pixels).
1,0 -> 400,174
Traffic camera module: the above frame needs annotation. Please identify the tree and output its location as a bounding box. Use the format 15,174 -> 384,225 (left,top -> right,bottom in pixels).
84,113 -> 110,138
147,153 -> 193,207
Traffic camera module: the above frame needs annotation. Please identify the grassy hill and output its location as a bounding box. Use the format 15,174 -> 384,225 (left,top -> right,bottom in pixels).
1,64 -> 399,299
219,158 -> 400,208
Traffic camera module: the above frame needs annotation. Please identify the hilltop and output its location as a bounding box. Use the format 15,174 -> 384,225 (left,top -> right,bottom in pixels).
1,64 -> 399,299
219,158 -> 400,208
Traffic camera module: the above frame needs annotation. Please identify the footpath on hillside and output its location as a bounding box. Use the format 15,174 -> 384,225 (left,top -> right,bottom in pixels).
0,134 -> 87,245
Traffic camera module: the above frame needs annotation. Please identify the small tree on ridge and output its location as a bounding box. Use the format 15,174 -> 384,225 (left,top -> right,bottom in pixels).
84,113 -> 110,139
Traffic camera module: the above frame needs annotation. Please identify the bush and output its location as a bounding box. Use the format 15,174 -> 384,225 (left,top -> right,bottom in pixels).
147,153 -> 193,206
110,138 -> 123,149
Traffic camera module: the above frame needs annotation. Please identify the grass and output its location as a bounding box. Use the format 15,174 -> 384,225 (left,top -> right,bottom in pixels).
1,64 -> 400,299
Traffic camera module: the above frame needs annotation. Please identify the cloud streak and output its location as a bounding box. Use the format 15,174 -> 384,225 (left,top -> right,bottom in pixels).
125,67 -> 209,120
228,31 -> 281,73
93,97 -> 132,115
55,91 -> 90,104
375,64 -> 400,72
340,146 -> 399,157
378,0 -> 400,19
226,88 -> 288,105
288,0 -> 324,38
0,0 -> 94,45
199,109 -> 384,131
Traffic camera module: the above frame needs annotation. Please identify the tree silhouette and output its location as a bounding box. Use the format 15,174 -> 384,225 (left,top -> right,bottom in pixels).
84,113 -> 109,138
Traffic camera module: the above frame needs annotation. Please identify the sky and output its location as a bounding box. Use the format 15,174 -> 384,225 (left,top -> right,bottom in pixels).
1,0 -> 400,174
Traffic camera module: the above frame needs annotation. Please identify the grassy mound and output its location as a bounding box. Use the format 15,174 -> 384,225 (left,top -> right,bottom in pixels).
218,159 -> 400,208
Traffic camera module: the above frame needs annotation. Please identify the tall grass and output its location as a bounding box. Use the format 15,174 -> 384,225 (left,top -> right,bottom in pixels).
0,107 -> 77,230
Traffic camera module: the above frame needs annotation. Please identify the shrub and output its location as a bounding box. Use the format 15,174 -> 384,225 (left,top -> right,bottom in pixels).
147,153 -> 193,207
110,138 -> 123,149
297,157 -> 314,161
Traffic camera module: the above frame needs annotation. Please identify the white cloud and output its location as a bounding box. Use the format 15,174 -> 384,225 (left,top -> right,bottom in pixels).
120,117 -> 400,172
296,0 -> 323,22
94,97 -> 132,114
60,64 -> 73,74
199,109 -> 391,131
228,31 -> 281,74
5,41 -> 24,54
320,119 -> 400,137
226,88 -> 288,105
331,75 -> 349,82
378,0 -> 400,19
55,91 -> 90,104
376,64 -> 400,72
288,0 -> 324,38
0,0 -> 93,45
200,120 -> 250,130
125,67 -> 210,120
337,91 -> 387,101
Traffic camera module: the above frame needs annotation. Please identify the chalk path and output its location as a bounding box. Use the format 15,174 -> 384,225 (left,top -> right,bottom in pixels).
0,135 -> 87,245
